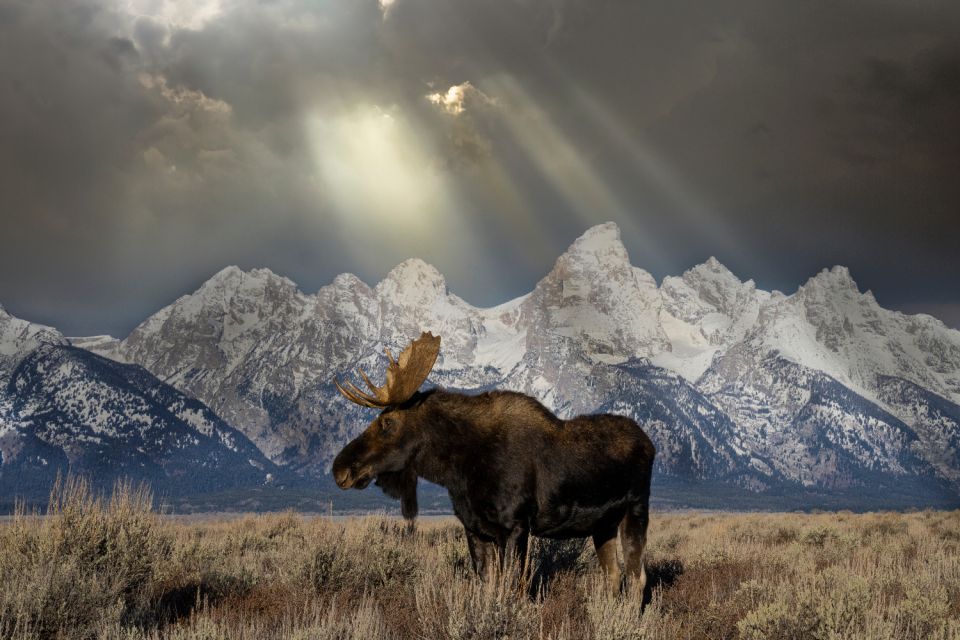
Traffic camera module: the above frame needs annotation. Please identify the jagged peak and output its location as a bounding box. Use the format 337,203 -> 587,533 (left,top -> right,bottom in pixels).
802,265 -> 861,294
197,265 -> 299,297
555,222 -> 632,270
320,272 -> 375,302
0,305 -> 63,338
685,256 -> 743,284
331,272 -> 369,289
208,265 -> 244,281
571,221 -> 622,250
565,222 -> 628,259
379,258 -> 446,289
374,258 -> 449,309
249,267 -> 278,279
194,266 -> 243,297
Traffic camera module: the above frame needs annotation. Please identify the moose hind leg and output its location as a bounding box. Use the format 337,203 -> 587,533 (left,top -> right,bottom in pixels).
619,504 -> 649,596
593,527 -> 623,592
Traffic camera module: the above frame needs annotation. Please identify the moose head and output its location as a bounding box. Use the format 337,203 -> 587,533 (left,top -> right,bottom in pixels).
331,332 -> 441,519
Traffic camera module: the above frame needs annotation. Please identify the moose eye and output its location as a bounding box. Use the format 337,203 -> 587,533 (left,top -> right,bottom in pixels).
381,416 -> 397,432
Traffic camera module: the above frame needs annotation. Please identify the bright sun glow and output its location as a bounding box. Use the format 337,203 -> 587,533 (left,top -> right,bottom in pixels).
378,0 -> 396,17
308,106 -> 450,236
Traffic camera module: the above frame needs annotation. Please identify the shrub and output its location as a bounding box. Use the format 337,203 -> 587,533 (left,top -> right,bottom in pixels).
0,476 -> 169,639
415,564 -> 538,640
1,496 -> 959,639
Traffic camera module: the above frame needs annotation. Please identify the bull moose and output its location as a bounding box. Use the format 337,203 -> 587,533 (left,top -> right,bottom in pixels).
332,332 -> 656,592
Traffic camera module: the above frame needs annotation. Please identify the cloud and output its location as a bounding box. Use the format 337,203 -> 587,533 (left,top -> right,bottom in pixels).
0,0 -> 958,335
123,0 -> 225,31
426,82 -> 497,116
423,82 -> 500,168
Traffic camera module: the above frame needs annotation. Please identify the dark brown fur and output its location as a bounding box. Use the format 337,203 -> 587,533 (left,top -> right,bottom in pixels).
332,389 -> 656,588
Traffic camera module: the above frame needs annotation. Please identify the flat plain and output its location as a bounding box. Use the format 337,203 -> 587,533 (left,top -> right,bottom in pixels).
1,479 -> 958,639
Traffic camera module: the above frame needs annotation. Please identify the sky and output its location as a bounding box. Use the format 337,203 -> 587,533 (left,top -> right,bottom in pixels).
0,0 -> 958,336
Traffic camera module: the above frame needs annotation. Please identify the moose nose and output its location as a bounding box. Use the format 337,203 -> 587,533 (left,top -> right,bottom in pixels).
334,467 -> 352,489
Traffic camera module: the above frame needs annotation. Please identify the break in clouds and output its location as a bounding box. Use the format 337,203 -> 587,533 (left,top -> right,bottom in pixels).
0,0 -> 958,335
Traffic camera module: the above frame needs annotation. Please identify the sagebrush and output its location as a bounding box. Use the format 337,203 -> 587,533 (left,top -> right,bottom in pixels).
1,479 -> 958,639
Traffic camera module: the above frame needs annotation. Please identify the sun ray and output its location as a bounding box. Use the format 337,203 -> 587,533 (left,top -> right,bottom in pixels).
483,74 -> 671,269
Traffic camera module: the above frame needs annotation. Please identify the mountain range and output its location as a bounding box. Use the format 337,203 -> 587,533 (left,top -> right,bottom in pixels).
2,222 -> 958,509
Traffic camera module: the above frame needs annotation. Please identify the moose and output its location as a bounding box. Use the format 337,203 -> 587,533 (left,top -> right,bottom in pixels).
332,332 -> 656,592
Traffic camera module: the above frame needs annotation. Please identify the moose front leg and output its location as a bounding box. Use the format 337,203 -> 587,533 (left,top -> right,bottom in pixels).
465,529 -> 498,579
502,527 -> 530,577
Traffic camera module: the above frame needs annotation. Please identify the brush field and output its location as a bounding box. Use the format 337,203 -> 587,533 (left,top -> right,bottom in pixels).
1,478 -> 958,639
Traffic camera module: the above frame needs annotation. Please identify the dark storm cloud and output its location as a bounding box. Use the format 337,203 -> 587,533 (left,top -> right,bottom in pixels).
0,0 -> 958,335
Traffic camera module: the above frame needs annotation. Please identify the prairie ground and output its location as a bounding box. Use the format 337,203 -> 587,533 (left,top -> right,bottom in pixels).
1,479 -> 958,639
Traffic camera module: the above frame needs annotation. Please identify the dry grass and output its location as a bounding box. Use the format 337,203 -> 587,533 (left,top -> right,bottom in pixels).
1,481 -> 959,639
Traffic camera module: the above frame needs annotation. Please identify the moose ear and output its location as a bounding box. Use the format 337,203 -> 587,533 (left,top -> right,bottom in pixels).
375,467 -> 418,520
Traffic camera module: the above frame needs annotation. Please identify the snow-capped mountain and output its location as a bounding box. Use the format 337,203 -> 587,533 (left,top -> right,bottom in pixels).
0,308 -> 280,501
704,265 -> 960,404
653,257 -> 773,381
698,265 -> 960,490
0,305 -> 66,386
5,222 -> 958,506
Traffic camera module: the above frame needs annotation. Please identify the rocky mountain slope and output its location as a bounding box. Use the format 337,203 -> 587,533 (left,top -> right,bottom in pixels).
0,304 -> 66,385
0,308 -> 279,501
4,223 -> 958,507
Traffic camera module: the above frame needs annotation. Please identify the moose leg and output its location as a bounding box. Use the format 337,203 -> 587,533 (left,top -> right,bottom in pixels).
502,527 -> 530,577
619,504 -> 649,596
465,529 -> 498,579
593,527 -> 623,592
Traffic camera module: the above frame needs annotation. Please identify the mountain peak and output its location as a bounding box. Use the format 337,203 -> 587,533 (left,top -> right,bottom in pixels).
198,265 -> 298,296
687,256 -> 741,282
0,307 -> 65,362
702,256 -> 727,272
376,258 -> 447,304
803,265 -> 861,295
384,258 -> 445,285
331,272 -> 369,289
209,265 -> 244,282
568,221 -> 624,253
555,222 -> 634,274
196,266 -> 245,296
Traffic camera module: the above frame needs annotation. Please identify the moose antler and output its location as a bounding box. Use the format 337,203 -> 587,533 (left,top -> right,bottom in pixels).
335,332 -> 441,408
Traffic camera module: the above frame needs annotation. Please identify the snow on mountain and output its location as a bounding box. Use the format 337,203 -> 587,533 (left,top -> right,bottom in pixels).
653,257 -> 772,381
701,353 -> 947,492
376,259 -> 500,372
875,376 -> 960,485
111,266 -> 352,461
699,265 -> 960,489
91,258 -> 526,464
29,222 -> 960,503
734,266 -> 960,406
519,222 -> 669,366
69,334 -> 124,361
0,344 -> 278,498
0,305 -> 66,379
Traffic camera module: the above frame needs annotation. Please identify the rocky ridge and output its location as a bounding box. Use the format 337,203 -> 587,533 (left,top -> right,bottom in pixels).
2,223 -> 957,505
